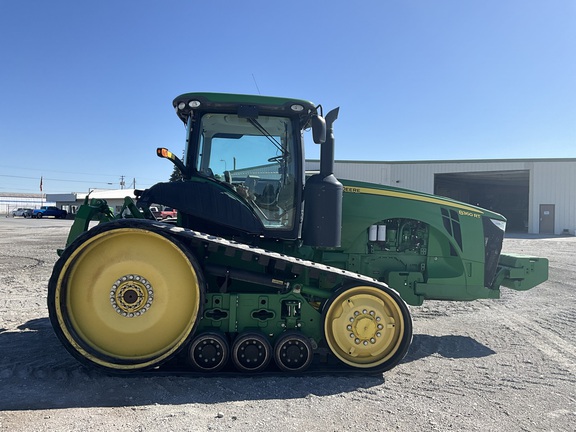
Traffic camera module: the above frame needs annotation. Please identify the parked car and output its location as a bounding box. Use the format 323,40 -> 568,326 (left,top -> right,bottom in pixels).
33,206 -> 68,219
12,208 -> 34,218
149,206 -> 162,219
160,207 -> 177,219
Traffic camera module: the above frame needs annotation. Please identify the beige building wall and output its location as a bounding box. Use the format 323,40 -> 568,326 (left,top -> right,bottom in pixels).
531,161 -> 576,235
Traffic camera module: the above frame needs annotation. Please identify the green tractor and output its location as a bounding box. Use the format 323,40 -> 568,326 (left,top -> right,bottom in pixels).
48,92 -> 548,375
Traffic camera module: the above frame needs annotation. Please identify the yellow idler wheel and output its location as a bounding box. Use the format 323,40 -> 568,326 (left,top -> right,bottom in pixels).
48,220 -> 203,372
323,285 -> 412,372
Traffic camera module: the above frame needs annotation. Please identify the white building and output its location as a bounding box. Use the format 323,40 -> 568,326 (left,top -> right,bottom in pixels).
47,189 -> 137,215
306,158 -> 576,235
0,193 -> 54,215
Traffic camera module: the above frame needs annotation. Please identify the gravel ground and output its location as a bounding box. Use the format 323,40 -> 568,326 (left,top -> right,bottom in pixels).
0,217 -> 574,431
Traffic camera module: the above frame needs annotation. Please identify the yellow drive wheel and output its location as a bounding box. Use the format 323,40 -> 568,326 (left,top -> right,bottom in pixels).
48,220 -> 203,371
323,285 -> 412,372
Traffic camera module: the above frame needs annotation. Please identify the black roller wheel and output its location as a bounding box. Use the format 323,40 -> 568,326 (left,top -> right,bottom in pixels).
273,331 -> 314,373
231,332 -> 272,373
187,332 -> 229,372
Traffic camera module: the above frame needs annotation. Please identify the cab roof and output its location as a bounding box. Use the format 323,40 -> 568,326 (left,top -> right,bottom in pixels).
172,92 -> 318,125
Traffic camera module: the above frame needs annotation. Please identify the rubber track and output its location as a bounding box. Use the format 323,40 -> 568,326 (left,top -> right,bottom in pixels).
152,221 -> 392,289
106,220 -> 413,376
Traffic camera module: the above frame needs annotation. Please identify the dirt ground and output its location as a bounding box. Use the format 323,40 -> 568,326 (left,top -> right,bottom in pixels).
0,217 -> 574,431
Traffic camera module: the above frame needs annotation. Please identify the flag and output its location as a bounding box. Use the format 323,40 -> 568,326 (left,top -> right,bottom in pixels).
40,176 -> 43,192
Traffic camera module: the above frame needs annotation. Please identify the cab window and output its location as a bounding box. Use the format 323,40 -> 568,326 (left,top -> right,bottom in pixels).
196,113 -> 297,230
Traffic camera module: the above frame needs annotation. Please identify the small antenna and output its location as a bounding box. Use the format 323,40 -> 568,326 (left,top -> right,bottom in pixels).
252,74 -> 261,95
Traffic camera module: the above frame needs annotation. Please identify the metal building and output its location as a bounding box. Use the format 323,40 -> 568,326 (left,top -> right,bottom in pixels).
47,189 -> 137,215
0,193 -> 53,216
306,158 -> 576,235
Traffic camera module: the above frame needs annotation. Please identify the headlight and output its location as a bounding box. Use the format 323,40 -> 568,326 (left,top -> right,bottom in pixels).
490,218 -> 506,231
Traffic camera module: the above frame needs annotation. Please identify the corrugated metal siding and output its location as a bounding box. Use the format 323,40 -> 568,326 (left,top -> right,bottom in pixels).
532,162 -> 576,234
334,162 -> 391,185
389,161 -> 534,194
306,161 -> 391,184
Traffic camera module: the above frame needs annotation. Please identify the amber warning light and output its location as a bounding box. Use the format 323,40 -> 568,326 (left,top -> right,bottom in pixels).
157,148 -> 173,160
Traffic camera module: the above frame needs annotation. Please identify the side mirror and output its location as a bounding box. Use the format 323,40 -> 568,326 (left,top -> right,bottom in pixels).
311,115 -> 326,144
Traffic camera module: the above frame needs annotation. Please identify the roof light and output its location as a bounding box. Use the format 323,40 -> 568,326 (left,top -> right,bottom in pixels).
177,102 -> 186,110
188,100 -> 201,108
291,104 -> 304,112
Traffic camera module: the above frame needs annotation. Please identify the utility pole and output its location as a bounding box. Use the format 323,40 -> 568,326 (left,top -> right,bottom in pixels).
120,175 -> 125,190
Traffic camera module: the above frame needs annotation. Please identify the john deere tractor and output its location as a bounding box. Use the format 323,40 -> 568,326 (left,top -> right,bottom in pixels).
48,93 -> 548,375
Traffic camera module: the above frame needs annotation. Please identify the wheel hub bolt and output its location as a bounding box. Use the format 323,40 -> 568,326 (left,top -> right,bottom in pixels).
109,274 -> 153,317
345,308 -> 386,347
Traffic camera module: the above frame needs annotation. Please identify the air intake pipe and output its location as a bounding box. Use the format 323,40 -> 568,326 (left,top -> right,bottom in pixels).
302,108 -> 343,248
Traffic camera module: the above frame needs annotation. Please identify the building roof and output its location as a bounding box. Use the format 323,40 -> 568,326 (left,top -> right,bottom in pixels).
307,157 -> 576,165
46,189 -> 136,203
77,189 -> 137,200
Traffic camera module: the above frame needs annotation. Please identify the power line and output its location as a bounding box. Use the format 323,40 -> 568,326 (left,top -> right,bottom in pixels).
0,169 -> 169,185
0,174 -> 115,185
0,164 -> 121,178
0,186 -> 39,192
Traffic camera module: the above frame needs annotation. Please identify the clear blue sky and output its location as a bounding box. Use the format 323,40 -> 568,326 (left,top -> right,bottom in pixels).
1,1 -> 574,194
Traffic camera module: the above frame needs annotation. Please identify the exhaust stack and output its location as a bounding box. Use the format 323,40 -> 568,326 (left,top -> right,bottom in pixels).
302,108 -> 343,248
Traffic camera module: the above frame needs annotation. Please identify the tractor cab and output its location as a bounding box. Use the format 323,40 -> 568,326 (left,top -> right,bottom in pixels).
139,92 -> 339,245
192,109 -> 299,231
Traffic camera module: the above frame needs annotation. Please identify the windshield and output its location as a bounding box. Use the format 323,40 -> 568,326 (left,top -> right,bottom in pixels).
195,113 -> 298,230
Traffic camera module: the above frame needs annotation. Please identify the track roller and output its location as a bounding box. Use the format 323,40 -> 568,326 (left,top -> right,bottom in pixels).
231,332 -> 272,373
273,331 -> 314,373
323,284 -> 412,372
187,332 -> 229,372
